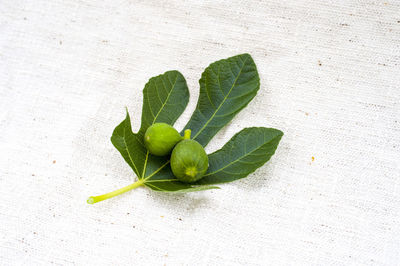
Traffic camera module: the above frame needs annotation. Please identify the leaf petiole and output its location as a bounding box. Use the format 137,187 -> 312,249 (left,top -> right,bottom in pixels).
87,179 -> 144,204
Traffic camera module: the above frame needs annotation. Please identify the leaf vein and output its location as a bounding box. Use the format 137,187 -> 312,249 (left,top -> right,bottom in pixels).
193,56 -> 249,141
151,74 -> 178,124
204,135 -> 280,177
122,126 -> 140,175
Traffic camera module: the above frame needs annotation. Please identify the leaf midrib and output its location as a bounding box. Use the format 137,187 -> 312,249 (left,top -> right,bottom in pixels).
142,74 -> 179,179
151,74 -> 178,124
204,134 -> 279,177
193,56 -> 249,141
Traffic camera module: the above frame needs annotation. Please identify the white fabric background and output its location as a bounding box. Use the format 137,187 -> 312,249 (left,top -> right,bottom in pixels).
1,0 -> 399,265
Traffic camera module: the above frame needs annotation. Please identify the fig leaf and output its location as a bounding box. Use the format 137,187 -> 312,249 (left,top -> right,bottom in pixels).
88,54 -> 283,204
183,53 -> 260,146
196,127 -> 283,185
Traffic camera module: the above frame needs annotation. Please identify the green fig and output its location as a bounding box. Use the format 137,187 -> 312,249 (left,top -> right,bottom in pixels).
144,123 -> 182,156
170,129 -> 209,183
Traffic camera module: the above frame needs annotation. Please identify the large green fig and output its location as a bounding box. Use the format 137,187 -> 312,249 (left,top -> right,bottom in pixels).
170,130 -> 208,183
144,123 -> 182,156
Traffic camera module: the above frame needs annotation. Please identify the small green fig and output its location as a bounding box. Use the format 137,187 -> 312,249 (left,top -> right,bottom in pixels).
170,129 -> 209,183
144,123 -> 182,156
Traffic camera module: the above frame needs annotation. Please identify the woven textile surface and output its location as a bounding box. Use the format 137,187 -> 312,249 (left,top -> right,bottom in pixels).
1,0 -> 399,265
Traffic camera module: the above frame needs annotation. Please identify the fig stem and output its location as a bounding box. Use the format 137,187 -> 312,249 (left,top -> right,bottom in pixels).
184,129 -> 191,140
87,179 -> 144,204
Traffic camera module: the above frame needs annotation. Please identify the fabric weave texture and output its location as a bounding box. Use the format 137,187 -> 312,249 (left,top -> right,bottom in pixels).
0,0 -> 399,265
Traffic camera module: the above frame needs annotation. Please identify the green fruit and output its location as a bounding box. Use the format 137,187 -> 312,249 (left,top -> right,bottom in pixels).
144,123 -> 182,156
171,138 -> 209,183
